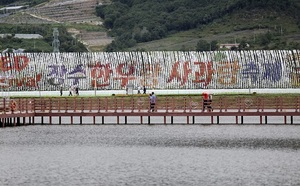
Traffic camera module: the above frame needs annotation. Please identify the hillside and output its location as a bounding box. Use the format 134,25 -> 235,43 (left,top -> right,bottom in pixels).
129,8 -> 300,51
0,0 -> 300,52
97,0 -> 300,51
0,0 -> 112,52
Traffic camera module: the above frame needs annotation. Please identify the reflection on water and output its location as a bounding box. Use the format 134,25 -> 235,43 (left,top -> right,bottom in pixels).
1,125 -> 300,186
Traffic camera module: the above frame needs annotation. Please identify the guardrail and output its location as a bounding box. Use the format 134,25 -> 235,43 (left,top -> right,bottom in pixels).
27,96 -> 300,113
1,96 -> 300,126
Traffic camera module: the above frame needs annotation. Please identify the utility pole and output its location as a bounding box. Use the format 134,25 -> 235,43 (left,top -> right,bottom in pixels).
52,28 -> 60,53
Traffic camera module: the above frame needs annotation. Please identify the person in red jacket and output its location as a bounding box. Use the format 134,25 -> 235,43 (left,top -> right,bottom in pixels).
202,92 -> 213,112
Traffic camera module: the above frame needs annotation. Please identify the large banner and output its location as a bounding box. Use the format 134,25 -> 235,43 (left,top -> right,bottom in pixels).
0,50 -> 299,91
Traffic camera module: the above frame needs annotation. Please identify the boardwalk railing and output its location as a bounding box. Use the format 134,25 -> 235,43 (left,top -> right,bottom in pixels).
28,96 -> 300,113
1,96 -> 300,126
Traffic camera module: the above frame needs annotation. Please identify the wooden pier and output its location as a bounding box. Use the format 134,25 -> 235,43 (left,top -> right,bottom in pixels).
1,96 -> 300,127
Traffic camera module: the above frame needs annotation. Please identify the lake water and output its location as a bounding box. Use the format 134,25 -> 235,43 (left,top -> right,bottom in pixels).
1,125 -> 300,186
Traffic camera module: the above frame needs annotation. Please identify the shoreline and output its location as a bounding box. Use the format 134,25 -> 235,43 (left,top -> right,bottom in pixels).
2,88 -> 300,97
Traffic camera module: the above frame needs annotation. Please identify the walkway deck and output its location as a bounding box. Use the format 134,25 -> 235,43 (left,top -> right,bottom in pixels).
1,96 -> 300,126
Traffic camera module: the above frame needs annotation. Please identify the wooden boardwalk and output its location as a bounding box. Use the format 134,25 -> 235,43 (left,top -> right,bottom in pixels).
1,96 -> 300,127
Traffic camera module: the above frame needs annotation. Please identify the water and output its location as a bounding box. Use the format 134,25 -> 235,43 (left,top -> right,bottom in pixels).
1,125 -> 300,186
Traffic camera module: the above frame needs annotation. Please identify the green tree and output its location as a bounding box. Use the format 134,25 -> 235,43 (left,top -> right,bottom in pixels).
210,40 -> 219,51
196,40 -> 210,51
239,40 -> 248,50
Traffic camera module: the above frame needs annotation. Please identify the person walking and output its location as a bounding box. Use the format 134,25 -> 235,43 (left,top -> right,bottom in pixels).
202,92 -> 212,112
68,86 -> 73,96
143,86 -> 146,94
60,86 -> 63,96
150,92 -> 157,112
75,86 -> 79,96
137,86 -> 141,94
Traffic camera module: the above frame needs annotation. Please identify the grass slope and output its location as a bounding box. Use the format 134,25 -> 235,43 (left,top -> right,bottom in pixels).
128,8 -> 300,51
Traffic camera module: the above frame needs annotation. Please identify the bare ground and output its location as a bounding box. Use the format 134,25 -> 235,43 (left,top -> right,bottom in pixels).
0,0 -> 113,51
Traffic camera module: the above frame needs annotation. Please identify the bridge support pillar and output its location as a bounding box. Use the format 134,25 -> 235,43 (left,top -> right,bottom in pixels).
265,116 -> 268,124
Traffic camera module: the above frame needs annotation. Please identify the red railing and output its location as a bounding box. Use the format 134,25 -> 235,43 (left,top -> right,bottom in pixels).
1,96 -> 300,114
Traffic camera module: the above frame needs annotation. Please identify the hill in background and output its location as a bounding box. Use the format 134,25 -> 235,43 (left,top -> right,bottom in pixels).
0,0 -> 299,52
0,0 -> 112,52
97,0 -> 300,51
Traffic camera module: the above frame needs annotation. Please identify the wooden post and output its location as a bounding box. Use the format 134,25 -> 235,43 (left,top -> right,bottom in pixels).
280,97 -> 283,112
260,116 -> 262,124
24,99 -> 27,113
183,97 -> 186,113
105,97 -> 108,112
65,98 -> 68,113
74,98 -> 76,112
81,98 -> 84,113
98,97 -> 101,113
224,97 -> 227,112
90,98 -> 92,112
49,98 -> 52,113
257,97 -> 261,112
131,97 -> 134,113
220,97 -> 223,112
189,96 -> 192,112
243,97 -> 246,112
238,97 -> 241,112
166,97 -> 169,113
276,97 -> 279,112
58,98 -> 61,112
114,97 -> 117,113
261,97 -> 264,112
172,97 -> 175,112
138,98 -> 141,112
297,97 -> 300,112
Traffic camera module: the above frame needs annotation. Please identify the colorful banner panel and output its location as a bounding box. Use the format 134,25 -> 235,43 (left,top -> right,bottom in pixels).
0,50 -> 299,91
